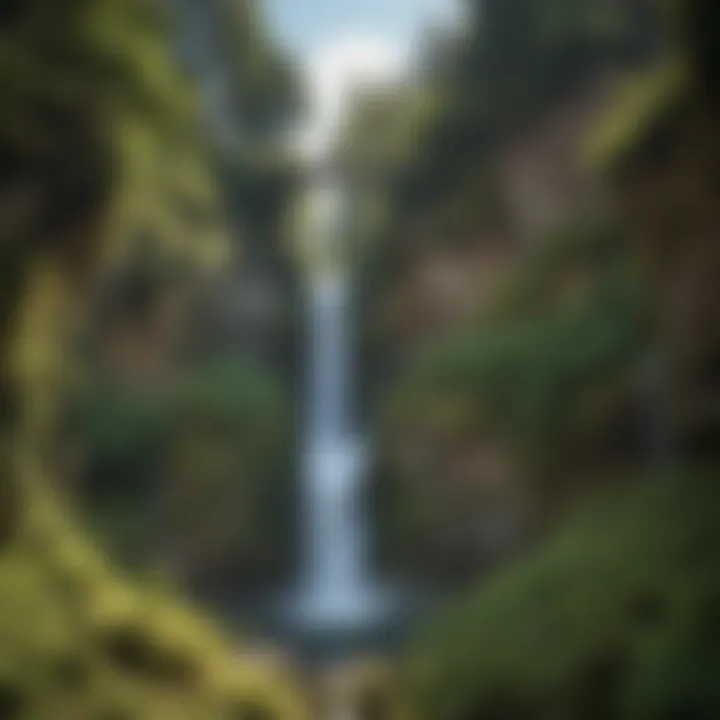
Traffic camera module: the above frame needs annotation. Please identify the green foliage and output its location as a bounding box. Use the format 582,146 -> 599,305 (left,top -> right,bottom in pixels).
408,466 -> 720,720
0,0 -> 222,261
460,0 -> 657,131
0,1 -> 304,716
72,358 -> 291,574
212,0 -> 302,140
385,220 -> 648,470
193,0 -> 302,264
167,358 -> 285,434
366,0 -> 662,237
76,380 -> 165,484
76,357 -> 284,461
586,59 -> 687,169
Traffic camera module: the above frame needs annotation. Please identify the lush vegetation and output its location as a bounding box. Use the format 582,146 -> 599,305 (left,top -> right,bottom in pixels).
1,0 -> 719,717
0,506 -> 306,720
376,220 -> 650,575
73,358 -> 293,582
339,0 -> 720,717
59,0 -> 303,584
0,0 -> 304,716
351,0 -> 665,577
408,467 -> 720,720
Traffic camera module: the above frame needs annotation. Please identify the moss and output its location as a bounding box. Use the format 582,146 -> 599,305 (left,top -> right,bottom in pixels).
584,59 -> 688,170
408,467 -> 720,720
0,518 -> 308,720
230,698 -> 277,720
100,625 -> 199,687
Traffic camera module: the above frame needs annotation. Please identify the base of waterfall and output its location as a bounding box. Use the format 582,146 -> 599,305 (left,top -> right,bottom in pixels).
285,582 -> 395,631
265,569 -> 422,661
272,583 -> 410,662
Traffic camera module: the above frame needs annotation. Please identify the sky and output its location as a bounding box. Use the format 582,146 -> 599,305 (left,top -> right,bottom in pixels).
263,0 -> 461,158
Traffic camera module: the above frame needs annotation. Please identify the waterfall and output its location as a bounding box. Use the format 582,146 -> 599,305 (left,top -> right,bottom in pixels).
290,273 -> 386,629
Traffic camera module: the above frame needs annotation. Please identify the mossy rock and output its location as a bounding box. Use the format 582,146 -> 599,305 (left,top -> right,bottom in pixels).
0,510 -> 307,720
409,467 -> 720,720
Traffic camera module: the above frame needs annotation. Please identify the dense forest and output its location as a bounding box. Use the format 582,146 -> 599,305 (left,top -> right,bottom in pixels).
0,0 -> 719,719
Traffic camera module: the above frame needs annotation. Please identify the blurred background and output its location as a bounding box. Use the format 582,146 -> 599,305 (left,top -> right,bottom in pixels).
1,1 -> 719,718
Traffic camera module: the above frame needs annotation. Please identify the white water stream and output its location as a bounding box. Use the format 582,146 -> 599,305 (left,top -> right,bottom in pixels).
290,274 -> 386,629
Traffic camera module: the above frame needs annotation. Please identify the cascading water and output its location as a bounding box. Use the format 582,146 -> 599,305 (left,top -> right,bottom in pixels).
290,273 -> 387,629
